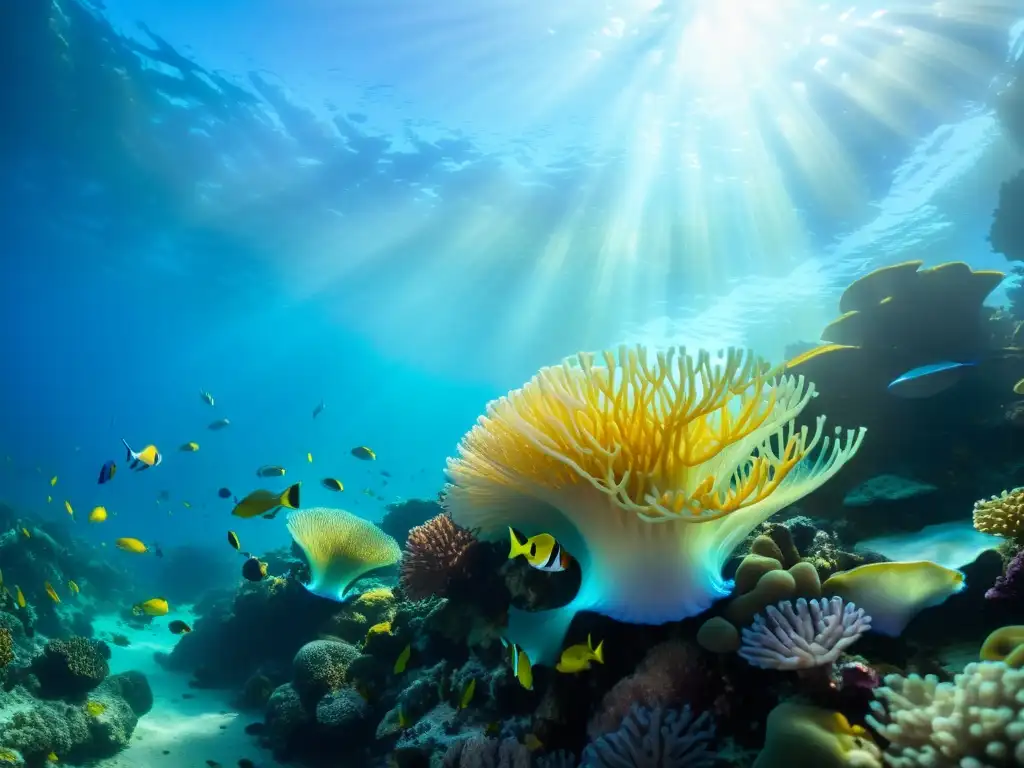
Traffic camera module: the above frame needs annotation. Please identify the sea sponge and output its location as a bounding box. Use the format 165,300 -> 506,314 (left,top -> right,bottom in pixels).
286,507 -> 401,602
580,704 -> 715,768
973,488 -> 1024,540
291,639 -> 361,706
31,637 -> 110,698
739,597 -> 871,671
753,702 -> 882,768
866,662 -> 1024,766
445,346 -> 864,664
400,513 -> 479,601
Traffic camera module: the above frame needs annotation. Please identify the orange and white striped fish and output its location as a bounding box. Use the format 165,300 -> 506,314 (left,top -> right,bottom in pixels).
121,439 -> 162,471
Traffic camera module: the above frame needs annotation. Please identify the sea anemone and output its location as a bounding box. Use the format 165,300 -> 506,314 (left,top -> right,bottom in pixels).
445,346 -> 865,664
400,513 -> 478,601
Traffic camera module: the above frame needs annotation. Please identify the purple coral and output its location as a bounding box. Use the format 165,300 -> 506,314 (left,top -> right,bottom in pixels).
738,597 -> 871,671
985,549 -> 1024,600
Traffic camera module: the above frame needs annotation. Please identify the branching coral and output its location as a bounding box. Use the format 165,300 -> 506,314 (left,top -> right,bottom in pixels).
739,597 -> 870,671
445,345 -> 865,663
400,513 -> 479,601
867,664 -> 1024,766
286,507 -> 401,602
973,488 -> 1024,541
581,704 -> 715,768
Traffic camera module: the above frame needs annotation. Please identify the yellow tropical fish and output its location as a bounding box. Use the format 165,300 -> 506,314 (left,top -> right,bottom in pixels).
132,597 -> 169,616
501,638 -> 533,690
68,580 -> 79,595
179,442 -> 200,452
47,495 -> 52,504
85,701 -> 106,716
1015,377 -> 1024,396
47,753 -> 58,763
21,528 -> 30,538
307,452 -> 313,463
115,537 -> 148,554
397,706 -> 411,729
182,501 -> 191,509
350,446 -> 376,460
15,586 -> 25,609
393,643 -> 412,674
50,476 -> 57,487
459,678 -> 476,709
523,734 -> 544,752
44,582 -> 60,604
556,633 -> 605,674
508,528 -> 571,572
64,501 -> 74,519
88,506 -> 107,524
232,483 -> 301,519
121,439 -> 162,470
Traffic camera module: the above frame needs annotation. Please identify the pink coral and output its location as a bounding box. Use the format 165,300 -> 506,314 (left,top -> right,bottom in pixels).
587,640 -> 716,740
399,513 -> 479,601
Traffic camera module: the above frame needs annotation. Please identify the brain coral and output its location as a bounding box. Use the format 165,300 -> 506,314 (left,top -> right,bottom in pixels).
445,345 -> 865,664
31,637 -> 110,698
973,488 -> 1024,540
400,513 -> 478,601
292,639 -> 361,705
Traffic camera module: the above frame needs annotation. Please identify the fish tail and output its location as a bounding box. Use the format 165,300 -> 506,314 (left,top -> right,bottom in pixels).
508,527 -> 527,560
592,639 -> 605,665
281,483 -> 301,509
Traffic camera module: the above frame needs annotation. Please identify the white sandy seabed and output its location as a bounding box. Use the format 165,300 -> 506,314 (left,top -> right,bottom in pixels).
68,613 -> 284,768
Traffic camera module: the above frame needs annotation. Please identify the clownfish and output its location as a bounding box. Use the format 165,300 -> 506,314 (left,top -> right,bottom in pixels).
121,439 -> 162,470
508,528 -> 571,573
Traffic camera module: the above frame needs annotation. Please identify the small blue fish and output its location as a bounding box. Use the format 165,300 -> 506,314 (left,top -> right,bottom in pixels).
313,399 -> 325,419
97,460 -> 117,485
887,361 -> 976,399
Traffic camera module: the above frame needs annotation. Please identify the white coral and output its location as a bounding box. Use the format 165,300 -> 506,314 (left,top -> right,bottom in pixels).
866,662 -> 1024,767
738,596 -> 871,671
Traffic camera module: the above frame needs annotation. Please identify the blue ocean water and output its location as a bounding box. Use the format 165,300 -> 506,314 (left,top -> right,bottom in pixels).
1,1 -> 1024,766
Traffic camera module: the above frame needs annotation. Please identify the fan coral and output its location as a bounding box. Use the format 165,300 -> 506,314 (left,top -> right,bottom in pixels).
286,507 -> 401,602
400,513 -> 478,601
581,704 -> 715,768
973,488 -> 1024,540
739,597 -> 870,671
445,346 -> 865,663
866,663 -> 1024,767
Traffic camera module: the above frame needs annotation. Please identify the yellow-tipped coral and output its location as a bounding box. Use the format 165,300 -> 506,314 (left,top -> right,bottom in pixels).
286,507 -> 401,602
822,561 -> 965,637
973,488 -> 1024,540
445,345 -> 865,664
753,702 -> 882,768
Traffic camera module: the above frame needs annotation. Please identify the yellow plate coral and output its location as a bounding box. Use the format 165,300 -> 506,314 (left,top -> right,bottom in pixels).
445,345 -> 865,664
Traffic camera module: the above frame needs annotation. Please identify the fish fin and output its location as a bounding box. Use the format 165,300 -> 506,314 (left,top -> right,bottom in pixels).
508,527 -> 527,559
592,639 -> 605,665
120,438 -> 132,460
281,483 -> 301,509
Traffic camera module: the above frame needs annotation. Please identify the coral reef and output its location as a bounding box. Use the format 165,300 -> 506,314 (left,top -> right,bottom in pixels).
31,637 -> 110,699
973,487 -> 1024,541
580,704 -> 715,767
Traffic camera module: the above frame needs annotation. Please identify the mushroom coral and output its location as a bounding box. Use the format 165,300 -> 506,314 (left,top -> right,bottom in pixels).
444,346 -> 865,664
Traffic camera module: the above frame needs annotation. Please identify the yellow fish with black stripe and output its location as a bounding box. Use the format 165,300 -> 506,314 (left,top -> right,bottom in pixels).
508,528 -> 571,572
232,483 -> 300,519
500,637 -> 533,690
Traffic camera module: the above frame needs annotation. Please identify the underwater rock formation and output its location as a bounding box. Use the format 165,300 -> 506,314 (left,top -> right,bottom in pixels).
446,345 -> 864,665
31,636 -> 110,699
991,171 -> 1024,264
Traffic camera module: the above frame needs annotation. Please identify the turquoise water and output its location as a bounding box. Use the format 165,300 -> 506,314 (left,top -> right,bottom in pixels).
2,2 -> 1024,767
